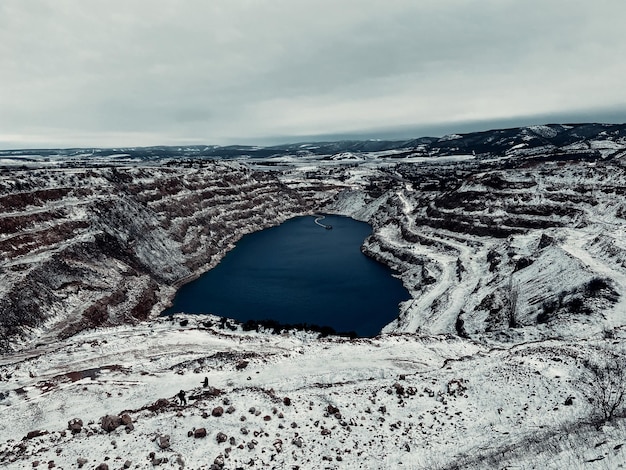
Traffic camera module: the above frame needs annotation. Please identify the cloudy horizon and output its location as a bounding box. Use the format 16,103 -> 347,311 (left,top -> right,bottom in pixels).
2,0 -> 626,149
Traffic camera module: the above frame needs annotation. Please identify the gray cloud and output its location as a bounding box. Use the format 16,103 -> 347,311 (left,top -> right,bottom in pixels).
2,0 -> 626,148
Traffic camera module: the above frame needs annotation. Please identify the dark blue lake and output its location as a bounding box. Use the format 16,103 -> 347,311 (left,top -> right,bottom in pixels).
163,215 -> 410,336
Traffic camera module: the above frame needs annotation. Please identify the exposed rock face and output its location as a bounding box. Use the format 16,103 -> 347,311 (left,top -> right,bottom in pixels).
327,153 -> 626,340
1,127 -> 626,349
0,162 -> 311,351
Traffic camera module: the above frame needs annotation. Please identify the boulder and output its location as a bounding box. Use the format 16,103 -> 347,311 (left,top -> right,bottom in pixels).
148,398 -> 171,412
273,439 -> 283,453
194,428 -> 207,438
157,435 -> 170,449
212,406 -> 224,417
67,418 -> 83,434
24,430 -> 48,440
100,415 -> 122,433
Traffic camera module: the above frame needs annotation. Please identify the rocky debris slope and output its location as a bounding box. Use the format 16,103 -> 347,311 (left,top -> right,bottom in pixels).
0,314 -> 625,469
0,162 -> 311,351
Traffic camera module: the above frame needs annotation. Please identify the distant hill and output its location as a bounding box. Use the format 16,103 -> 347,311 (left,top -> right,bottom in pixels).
1,123 -> 625,162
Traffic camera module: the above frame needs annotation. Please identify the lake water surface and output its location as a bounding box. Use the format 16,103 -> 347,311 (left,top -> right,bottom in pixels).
163,215 -> 410,336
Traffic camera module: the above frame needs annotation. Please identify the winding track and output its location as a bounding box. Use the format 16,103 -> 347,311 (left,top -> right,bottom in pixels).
314,214 -> 332,229
395,186 -> 482,334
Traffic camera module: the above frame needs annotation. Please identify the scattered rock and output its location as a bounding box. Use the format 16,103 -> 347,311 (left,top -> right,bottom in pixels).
263,415 -> 271,421
94,464 -> 108,470
100,415 -> 122,433
216,432 -> 228,444
447,379 -> 467,397
273,439 -> 283,453
236,361 -> 249,370
393,382 -> 405,396
194,428 -> 207,438
292,437 -> 303,448
213,454 -> 225,467
157,435 -> 170,449
326,404 -> 339,415
226,405 -> 236,414
67,418 -> 83,434
120,414 -> 133,426
148,398 -> 171,412
123,461 -> 132,469
565,396 -> 575,406
24,430 -> 48,440
283,397 -> 291,406
212,406 -> 224,417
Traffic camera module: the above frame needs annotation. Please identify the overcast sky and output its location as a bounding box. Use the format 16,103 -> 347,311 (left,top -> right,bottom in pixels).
2,0 -> 626,149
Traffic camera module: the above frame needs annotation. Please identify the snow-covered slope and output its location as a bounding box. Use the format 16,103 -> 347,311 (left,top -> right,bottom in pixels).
319,157 -> 626,344
1,315 -> 625,469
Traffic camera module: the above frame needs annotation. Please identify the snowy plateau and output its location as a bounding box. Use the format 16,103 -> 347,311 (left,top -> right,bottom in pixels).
1,123 -> 626,469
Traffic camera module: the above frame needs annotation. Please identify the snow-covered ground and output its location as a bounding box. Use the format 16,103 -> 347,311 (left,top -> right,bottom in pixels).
1,315 -> 625,469
1,131 -> 626,468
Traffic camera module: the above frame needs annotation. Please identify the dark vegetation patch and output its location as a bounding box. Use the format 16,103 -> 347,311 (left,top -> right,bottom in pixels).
537,277 -> 619,324
240,318 -> 358,339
